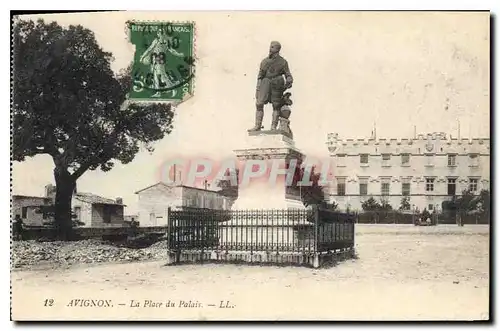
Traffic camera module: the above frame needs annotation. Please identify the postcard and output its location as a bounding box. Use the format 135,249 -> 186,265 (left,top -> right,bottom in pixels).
10,11 -> 490,321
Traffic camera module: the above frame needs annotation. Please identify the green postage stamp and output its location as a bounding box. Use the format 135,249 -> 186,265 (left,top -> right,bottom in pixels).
127,21 -> 195,102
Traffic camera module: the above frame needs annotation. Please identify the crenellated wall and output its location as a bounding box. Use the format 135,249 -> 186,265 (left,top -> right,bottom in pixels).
325,132 -> 490,212
327,132 -> 490,156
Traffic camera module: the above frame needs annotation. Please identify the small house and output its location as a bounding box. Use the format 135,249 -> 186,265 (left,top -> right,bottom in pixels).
72,193 -> 126,227
135,182 -> 233,227
11,195 -> 52,226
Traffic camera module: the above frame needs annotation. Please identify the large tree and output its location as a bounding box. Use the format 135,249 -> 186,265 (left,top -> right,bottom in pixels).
12,19 -> 175,239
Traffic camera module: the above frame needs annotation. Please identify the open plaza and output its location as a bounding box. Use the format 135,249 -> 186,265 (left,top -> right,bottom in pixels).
11,224 -> 489,320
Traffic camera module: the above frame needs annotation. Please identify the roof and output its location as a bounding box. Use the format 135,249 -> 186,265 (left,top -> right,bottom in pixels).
134,182 -> 171,194
12,195 -> 52,201
74,192 -> 125,206
135,182 -> 221,194
179,185 -> 221,193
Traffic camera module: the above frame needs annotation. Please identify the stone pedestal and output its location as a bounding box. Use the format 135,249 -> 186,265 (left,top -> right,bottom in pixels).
231,131 -> 306,211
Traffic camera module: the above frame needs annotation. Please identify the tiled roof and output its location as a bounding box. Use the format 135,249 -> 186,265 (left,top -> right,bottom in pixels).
135,182 -> 221,194
12,195 -> 51,200
74,192 -> 124,205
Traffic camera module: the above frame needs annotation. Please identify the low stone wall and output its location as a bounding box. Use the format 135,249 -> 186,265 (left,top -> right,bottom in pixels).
165,247 -> 356,268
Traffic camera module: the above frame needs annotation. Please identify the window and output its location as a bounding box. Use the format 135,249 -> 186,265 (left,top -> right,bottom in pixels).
428,204 -> 434,211
469,154 -> 479,167
447,178 -> 456,196
360,154 -> 369,165
184,194 -> 196,207
448,154 -> 457,167
21,207 -> 27,219
359,178 -> 368,196
425,178 -> 435,192
469,178 -> 478,192
402,179 -> 411,196
336,154 -> 346,167
382,154 -> 391,167
401,153 -> 410,165
337,178 -> 346,196
381,178 -> 390,196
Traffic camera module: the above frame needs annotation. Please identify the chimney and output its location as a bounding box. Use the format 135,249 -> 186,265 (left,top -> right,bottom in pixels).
177,170 -> 182,185
115,197 -> 123,205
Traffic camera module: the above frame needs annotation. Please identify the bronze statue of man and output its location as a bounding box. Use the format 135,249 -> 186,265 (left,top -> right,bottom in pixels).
248,41 -> 293,132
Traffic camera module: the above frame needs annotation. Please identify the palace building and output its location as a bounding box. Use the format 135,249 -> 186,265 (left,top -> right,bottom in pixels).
326,131 -> 490,212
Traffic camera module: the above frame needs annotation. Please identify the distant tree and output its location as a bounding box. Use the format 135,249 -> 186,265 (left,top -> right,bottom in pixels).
380,198 -> 393,211
297,166 -> 327,207
399,196 -> 411,211
456,189 -> 479,214
12,19 -> 174,239
216,169 -> 239,199
361,197 -> 381,211
476,189 -> 490,217
442,189 -> 487,224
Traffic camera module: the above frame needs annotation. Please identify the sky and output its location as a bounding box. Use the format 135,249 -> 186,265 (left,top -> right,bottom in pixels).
12,11 -> 490,214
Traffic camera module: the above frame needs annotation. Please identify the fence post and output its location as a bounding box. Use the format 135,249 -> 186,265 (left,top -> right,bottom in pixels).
313,205 -> 320,268
167,207 -> 171,249
166,207 -> 176,264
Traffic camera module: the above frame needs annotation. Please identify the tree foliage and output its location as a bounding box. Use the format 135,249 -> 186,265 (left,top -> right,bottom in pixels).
296,166 -> 327,207
216,169 -> 239,199
399,196 -> 411,211
362,197 -> 393,212
12,19 -> 175,239
361,197 -> 380,211
442,189 -> 490,217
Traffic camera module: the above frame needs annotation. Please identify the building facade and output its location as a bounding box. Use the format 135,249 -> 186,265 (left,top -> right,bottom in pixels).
11,195 -> 52,226
72,193 -> 125,227
326,132 -> 490,212
135,182 -> 233,227
12,184 -> 126,227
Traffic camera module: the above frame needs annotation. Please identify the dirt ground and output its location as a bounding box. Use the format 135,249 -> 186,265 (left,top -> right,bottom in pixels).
11,224 -> 490,321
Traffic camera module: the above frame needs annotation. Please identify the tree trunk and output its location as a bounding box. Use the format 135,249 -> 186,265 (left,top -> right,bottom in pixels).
54,167 -> 76,240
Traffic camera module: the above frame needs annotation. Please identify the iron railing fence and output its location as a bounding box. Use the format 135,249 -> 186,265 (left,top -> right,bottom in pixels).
167,206 -> 355,254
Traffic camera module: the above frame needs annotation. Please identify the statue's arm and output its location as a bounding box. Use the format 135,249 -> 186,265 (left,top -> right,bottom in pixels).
256,59 -> 266,89
283,60 -> 293,85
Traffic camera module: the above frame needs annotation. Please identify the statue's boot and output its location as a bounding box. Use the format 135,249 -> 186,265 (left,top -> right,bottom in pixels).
247,110 -> 264,132
270,110 -> 280,130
